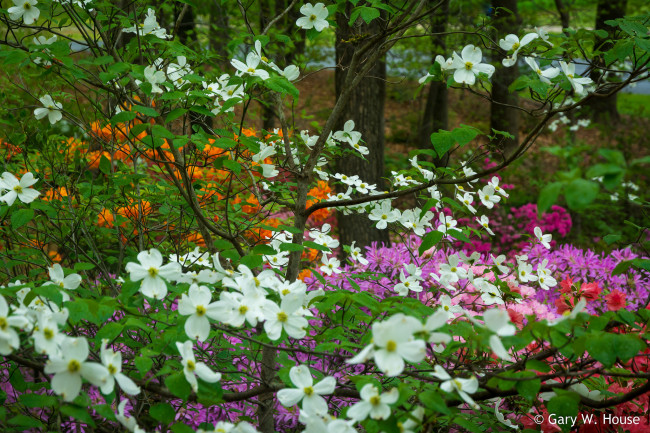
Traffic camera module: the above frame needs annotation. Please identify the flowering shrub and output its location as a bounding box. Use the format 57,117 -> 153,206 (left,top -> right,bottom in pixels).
0,2 -> 649,433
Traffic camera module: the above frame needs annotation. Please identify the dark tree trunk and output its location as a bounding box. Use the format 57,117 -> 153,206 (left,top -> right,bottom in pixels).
259,0 -> 276,131
335,6 -> 389,249
176,4 -> 196,47
418,0 -> 449,167
489,0 -> 520,158
553,0 -> 570,31
208,0 -> 230,67
587,0 -> 627,122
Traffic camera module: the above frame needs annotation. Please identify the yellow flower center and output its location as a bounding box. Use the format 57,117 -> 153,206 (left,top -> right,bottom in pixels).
370,395 -> 381,405
464,62 -> 473,70
453,379 -> 463,390
67,359 -> 81,373
44,328 -> 54,340
451,267 -> 457,273
13,185 -> 23,194
196,305 -> 206,316
282,289 -> 290,295
381,214 -> 388,220
0,317 -> 7,330
247,67 -> 256,73
386,340 -> 397,352
253,277 -> 260,287
24,2 -> 31,9
277,311 -> 288,322
108,364 -> 117,375
309,14 -> 317,21
239,305 -> 248,315
444,305 -> 449,311
512,42 -> 520,50
148,267 -> 158,277
186,360 -> 196,371
304,386 -> 314,396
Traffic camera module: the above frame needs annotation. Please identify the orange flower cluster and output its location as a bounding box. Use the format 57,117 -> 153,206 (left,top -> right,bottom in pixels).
42,187 -> 69,202
98,200 -> 153,230
0,138 -> 22,161
306,180 -> 333,223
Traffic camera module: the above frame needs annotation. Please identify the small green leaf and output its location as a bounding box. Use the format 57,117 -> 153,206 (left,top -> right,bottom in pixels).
150,403 -> 175,424
419,231 -> 443,256
165,373 -> 192,400
279,243 -> 304,252
537,182 -> 563,215
110,111 -> 137,125
11,208 -> 34,229
132,105 -> 159,117
135,356 -> 153,373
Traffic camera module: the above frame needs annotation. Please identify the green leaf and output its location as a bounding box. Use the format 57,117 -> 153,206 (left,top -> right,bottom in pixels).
252,245 -> 278,255
60,405 -> 96,427
430,131 -> 455,158
240,254 -> 263,269
264,76 -> 299,98
99,155 -> 112,175
358,6 -> 380,23
419,390 -> 450,414
150,403 -> 175,424
96,322 -> 124,341
223,159 -> 241,174
603,234 -> 622,245
132,105 -> 159,117
537,182 -> 563,215
564,179 -> 599,210
172,423 -> 196,433
19,393 -> 58,408
11,208 -> 34,230
165,373 -> 192,400
303,241 -> 331,252
586,333 -> 645,367
516,378 -> 541,401
419,231 -> 443,257
8,415 -> 43,428
279,243 -> 304,252
526,359 -> 551,373
451,124 -> 481,145
135,356 -> 153,373
547,395 -> 579,432
166,108 -> 188,123
74,262 -> 96,271
448,229 -> 470,243
110,111 -> 137,125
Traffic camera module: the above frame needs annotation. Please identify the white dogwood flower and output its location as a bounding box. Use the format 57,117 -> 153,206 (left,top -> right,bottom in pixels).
296,3 -> 329,32
125,248 -> 182,300
560,61 -> 593,95
524,57 -> 560,84
262,293 -> 308,340
0,172 -> 40,206
100,340 -> 141,395
451,45 -> 495,85
0,295 -> 29,355
277,364 -> 336,416
178,285 -> 220,341
176,341 -> 222,392
347,384 -> 399,421
8,0 -> 40,25
44,336 -> 109,402
34,95 -> 63,124
534,226 -> 552,249
432,365 -> 479,409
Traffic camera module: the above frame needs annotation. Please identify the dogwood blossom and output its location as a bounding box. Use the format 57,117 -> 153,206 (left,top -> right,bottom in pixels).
296,3 -> 329,32
0,172 -> 41,206
524,57 -> 560,84
476,215 -> 495,235
123,8 -> 169,39
125,248 -> 182,299
347,313 -> 425,376
143,65 -> 166,93
232,52 -> 270,80
347,384 -> 399,421
499,33 -> 538,67
262,293 -> 308,340
177,341 -> 222,392
432,365 -> 479,409
478,185 -> 501,208
34,94 -> 63,124
178,285 -> 220,341
0,295 -> 29,355
534,226 -> 552,249
100,340 -> 141,395
332,120 -> 361,146
277,365 -> 335,415
484,309 -> 516,361
8,0 -> 40,25
560,61 -> 593,95
348,241 -> 369,265
44,336 -> 109,401
43,264 -> 81,302
438,254 -> 468,283
450,45 -> 495,85
438,294 -> 464,320
368,201 -> 400,229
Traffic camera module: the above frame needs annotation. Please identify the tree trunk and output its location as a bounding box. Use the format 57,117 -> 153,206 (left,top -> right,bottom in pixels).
418,0 -> 449,167
587,0 -> 627,122
335,6 -> 389,249
208,0 -> 230,68
489,0 -> 520,158
553,0 -> 570,31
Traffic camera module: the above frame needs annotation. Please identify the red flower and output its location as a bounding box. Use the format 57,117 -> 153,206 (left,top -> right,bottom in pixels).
581,282 -> 602,300
559,278 -> 574,294
605,290 -> 626,311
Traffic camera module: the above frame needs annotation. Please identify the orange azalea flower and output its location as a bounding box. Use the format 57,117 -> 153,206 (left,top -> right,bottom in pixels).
86,151 -> 112,170
48,250 -> 62,263
0,138 -> 22,160
42,187 -> 69,202
241,194 -> 260,214
98,208 -> 114,228
185,232 -> 206,247
298,269 -> 313,281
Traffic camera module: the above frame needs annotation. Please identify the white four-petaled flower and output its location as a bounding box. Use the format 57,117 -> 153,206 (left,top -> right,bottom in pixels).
34,95 -> 63,124
176,341 -> 222,392
296,3 -> 329,32
277,364 -> 336,416
0,172 -> 40,206
125,248 -> 182,299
